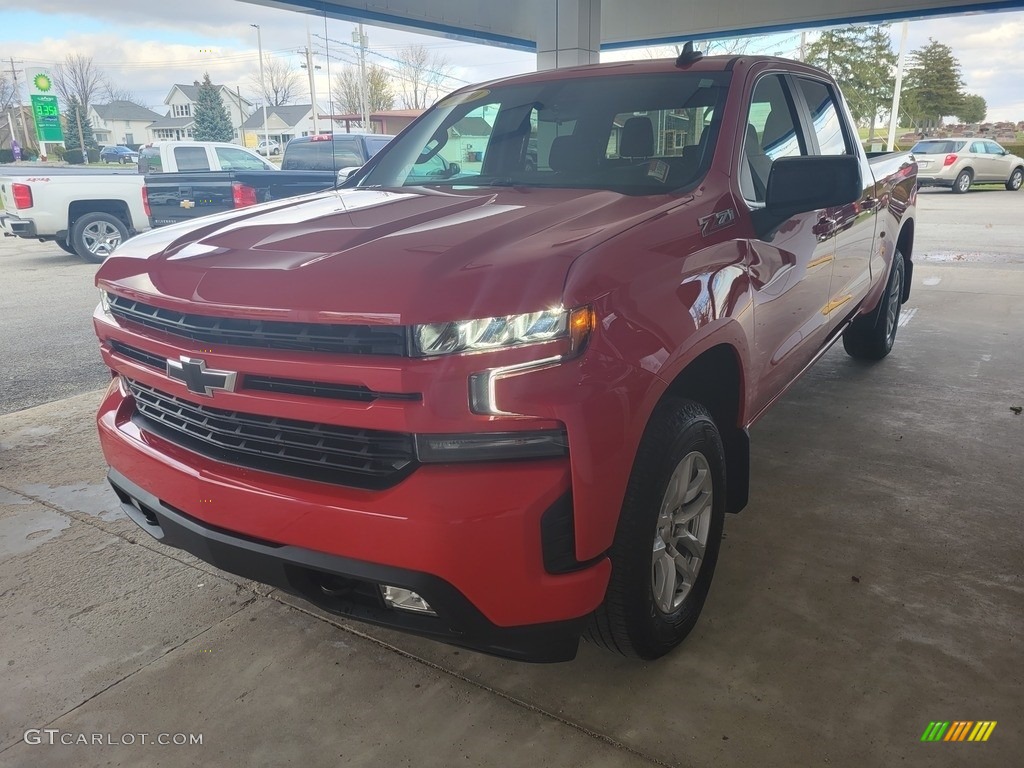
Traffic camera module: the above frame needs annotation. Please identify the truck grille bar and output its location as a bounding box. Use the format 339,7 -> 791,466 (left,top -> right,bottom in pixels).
108,294 -> 409,356
126,379 -> 417,489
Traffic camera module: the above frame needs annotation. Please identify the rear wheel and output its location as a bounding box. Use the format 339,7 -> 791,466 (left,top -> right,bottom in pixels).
586,399 -> 726,659
843,249 -> 905,360
70,212 -> 128,263
952,169 -> 972,193
1006,167 -> 1023,191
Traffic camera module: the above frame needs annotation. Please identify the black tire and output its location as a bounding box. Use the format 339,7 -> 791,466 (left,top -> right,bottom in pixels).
842,249 -> 905,360
55,238 -> 77,255
586,399 -> 726,659
1006,167 -> 1023,192
119,157 -> 126,165
952,169 -> 972,193
70,212 -> 129,263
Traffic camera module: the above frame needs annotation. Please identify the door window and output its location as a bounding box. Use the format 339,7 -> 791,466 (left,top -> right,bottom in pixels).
741,75 -> 806,203
173,146 -> 210,171
794,78 -> 850,156
215,147 -> 271,171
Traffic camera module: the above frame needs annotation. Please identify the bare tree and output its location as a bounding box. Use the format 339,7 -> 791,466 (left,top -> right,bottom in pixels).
52,53 -> 105,111
102,81 -> 146,106
250,55 -> 301,106
394,45 -> 454,110
331,64 -> 395,115
0,72 -> 15,112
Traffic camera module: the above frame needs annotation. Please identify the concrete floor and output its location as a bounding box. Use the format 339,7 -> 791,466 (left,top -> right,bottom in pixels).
1,191 -> 1022,766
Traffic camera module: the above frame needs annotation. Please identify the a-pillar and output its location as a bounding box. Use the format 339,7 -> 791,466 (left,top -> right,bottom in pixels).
536,0 -> 601,70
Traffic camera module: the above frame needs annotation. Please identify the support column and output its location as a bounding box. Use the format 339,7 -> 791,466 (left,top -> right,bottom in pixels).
537,0 -> 601,70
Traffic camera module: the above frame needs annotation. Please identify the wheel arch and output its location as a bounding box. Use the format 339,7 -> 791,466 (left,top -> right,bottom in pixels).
895,219 -> 915,302
67,200 -> 133,232
659,343 -> 749,514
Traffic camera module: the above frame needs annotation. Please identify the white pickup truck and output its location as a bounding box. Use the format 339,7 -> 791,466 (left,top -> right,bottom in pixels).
1,142 -> 275,262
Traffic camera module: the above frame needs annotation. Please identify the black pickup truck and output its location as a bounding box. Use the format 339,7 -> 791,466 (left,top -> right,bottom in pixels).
145,168 -> 339,227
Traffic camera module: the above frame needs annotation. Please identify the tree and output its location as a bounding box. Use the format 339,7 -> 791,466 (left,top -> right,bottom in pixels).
0,72 -> 15,112
394,45 -> 454,109
192,73 -> 233,142
63,97 -> 97,151
102,82 -> 146,106
52,53 -> 105,112
904,38 -> 965,130
957,93 -> 987,125
251,55 -> 300,106
806,26 -> 896,139
331,64 -> 395,115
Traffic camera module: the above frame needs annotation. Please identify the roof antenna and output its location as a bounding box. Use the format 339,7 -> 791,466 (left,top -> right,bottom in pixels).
675,41 -> 704,68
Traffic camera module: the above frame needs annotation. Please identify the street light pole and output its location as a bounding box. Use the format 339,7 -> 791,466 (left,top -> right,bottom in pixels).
251,23 -> 270,150
352,24 -> 369,130
302,28 -> 321,136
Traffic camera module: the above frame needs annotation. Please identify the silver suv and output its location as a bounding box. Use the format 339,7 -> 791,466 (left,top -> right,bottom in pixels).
913,137 -> 1024,193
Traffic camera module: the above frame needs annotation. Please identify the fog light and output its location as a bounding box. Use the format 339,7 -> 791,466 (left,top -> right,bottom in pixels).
380,585 -> 436,615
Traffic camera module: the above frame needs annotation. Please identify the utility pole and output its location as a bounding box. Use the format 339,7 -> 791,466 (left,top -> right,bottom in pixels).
251,24 -> 270,149
302,28 -> 321,135
888,21 -> 910,151
352,24 -> 369,130
236,86 -> 245,145
8,57 -> 31,149
799,31 -> 807,62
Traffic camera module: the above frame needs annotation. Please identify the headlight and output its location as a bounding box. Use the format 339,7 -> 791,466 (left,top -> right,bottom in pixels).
99,289 -> 111,314
412,306 -> 594,358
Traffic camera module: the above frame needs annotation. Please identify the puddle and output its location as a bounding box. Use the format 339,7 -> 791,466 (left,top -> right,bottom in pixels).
18,482 -> 123,522
0,489 -> 33,506
0,506 -> 71,559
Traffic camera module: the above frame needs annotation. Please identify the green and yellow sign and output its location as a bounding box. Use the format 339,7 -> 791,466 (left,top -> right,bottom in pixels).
31,95 -> 64,142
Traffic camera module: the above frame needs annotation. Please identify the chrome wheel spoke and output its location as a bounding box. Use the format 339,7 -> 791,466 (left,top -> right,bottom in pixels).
651,450 -> 714,614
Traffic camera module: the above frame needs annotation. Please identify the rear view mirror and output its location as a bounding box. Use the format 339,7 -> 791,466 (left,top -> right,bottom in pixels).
753,155 -> 861,238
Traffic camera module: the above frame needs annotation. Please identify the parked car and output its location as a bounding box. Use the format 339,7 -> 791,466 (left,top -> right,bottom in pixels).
0,170 -> 147,262
913,137 -> 1024,192
94,54 -> 917,662
281,133 -> 394,173
100,145 -> 140,164
137,141 -> 277,174
256,140 -> 281,156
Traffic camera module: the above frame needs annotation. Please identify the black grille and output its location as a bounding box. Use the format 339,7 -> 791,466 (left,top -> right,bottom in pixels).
108,294 -> 409,356
110,340 -> 165,370
244,375 -> 421,403
126,379 -> 416,489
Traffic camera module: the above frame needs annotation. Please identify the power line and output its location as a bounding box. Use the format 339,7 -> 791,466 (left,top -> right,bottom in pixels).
313,33 -> 470,85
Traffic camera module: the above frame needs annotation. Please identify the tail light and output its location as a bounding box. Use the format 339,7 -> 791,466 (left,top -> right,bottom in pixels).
232,182 -> 257,208
12,183 -> 33,209
943,154 -> 958,167
141,186 -> 151,218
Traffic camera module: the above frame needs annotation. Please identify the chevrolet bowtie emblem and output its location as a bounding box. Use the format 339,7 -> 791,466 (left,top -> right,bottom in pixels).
166,356 -> 237,397
180,200 -> 195,209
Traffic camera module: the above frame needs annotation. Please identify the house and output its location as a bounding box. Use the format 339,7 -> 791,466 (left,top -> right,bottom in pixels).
88,101 -> 163,147
321,109 -> 423,136
240,103 -> 328,147
147,82 -> 253,143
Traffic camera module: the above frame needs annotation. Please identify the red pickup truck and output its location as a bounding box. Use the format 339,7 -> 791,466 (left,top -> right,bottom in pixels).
94,54 -> 916,662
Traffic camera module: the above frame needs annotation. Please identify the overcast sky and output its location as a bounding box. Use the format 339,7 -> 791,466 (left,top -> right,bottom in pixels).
2,0 -> 1022,123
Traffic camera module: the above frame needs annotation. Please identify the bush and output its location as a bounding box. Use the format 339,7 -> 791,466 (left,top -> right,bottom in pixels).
49,145 -> 66,162
0,149 -> 14,163
65,148 -> 85,165
1001,143 -> 1024,158
87,147 -> 101,163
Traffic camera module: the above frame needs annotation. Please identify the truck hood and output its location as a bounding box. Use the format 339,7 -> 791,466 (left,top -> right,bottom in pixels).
98,186 -> 679,323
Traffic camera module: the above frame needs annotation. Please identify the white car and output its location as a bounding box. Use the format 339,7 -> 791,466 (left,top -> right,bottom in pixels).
256,140 -> 281,156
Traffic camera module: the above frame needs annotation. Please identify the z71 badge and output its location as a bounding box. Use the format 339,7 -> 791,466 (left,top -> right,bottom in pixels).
698,208 -> 737,238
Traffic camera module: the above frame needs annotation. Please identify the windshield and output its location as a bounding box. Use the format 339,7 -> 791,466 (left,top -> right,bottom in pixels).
911,140 -> 967,154
356,71 -> 731,195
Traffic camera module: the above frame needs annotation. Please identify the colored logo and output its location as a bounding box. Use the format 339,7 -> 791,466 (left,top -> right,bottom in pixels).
33,74 -> 52,93
921,721 -> 997,742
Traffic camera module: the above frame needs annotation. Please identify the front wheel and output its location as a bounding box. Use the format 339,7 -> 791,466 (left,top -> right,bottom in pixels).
586,399 -> 726,659
842,249 -> 905,360
70,212 -> 129,263
1006,167 -> 1023,191
952,169 -> 972,193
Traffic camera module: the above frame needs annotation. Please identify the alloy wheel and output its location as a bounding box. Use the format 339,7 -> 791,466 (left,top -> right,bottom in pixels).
82,221 -> 123,257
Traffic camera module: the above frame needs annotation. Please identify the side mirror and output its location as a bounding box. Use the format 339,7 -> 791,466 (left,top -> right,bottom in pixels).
447,162 -> 461,177
753,155 -> 862,239
337,167 -> 358,183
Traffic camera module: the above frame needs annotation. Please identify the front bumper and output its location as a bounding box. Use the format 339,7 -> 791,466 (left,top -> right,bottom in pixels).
107,468 -> 587,662
97,378 -> 612,661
